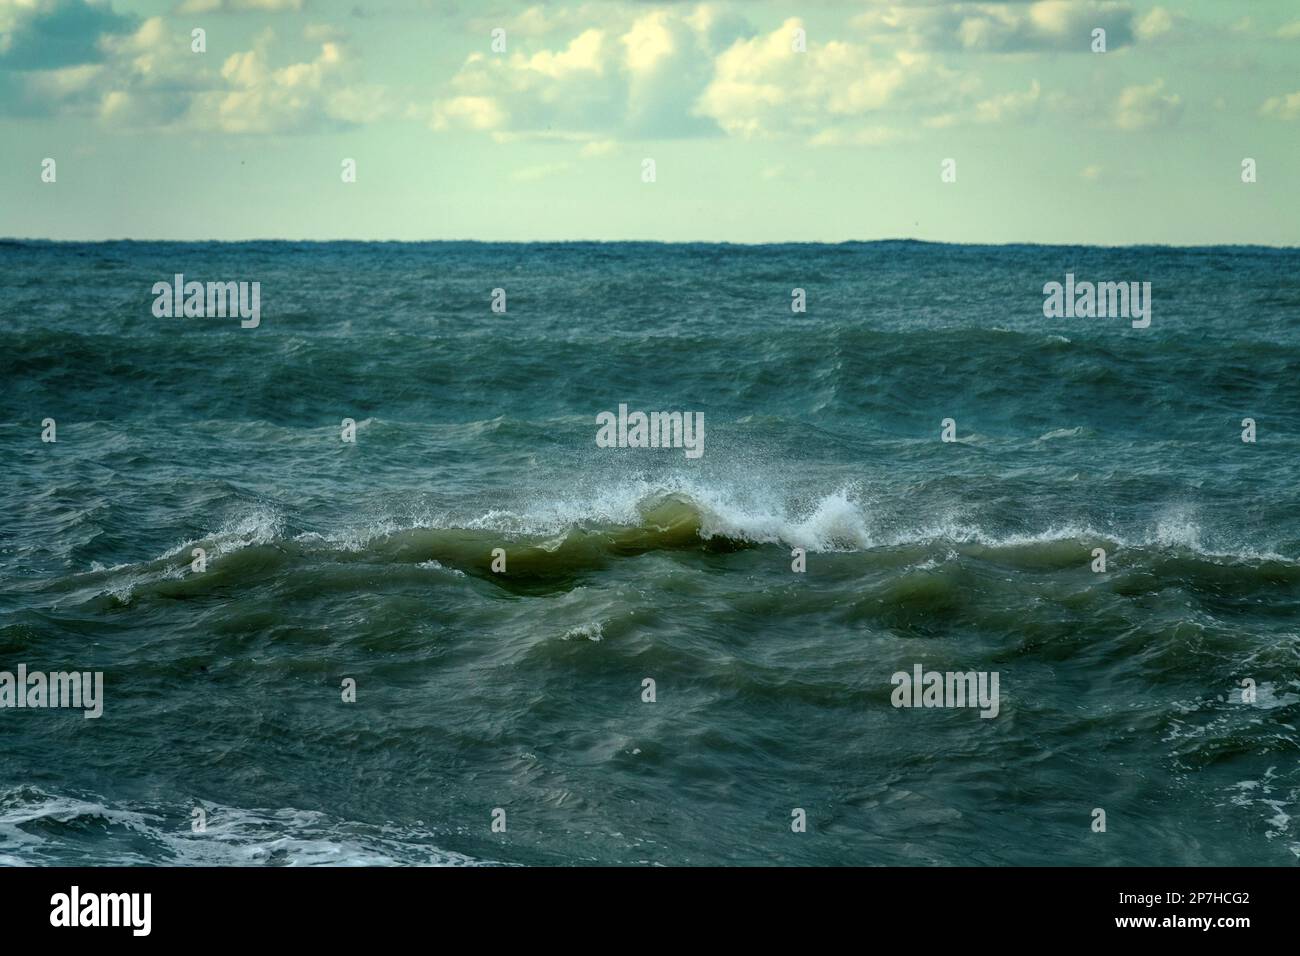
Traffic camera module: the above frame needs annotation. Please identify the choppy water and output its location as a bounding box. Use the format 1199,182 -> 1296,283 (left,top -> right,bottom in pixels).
1,240 -> 1298,865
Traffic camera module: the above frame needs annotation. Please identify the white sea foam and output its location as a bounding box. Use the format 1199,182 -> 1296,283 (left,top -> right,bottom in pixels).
80,481 -> 1300,593
562,622 -> 604,642
267,483 -> 1298,561
417,559 -> 465,577
162,506 -> 284,561
0,788 -> 488,867
1036,426 -> 1087,441
83,507 -> 283,603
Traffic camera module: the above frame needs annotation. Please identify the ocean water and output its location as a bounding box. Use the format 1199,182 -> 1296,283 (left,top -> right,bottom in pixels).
1,239 -> 1298,866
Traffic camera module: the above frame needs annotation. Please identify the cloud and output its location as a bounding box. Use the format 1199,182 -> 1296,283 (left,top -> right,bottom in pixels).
0,0 -> 136,71
2,9 -> 388,132
433,9 -> 1072,146
1114,78 -> 1182,130
579,138 -> 617,156
188,34 -> 387,132
4,14 -> 194,121
972,77 -> 1040,121
465,4 -> 607,39
1134,7 -> 1174,40
853,1 -> 1137,54
807,125 -> 908,147
697,18 -> 960,141
697,16 -> 1054,143
924,78 -> 1040,127
1259,90 -> 1300,121
431,7 -> 750,140
0,0 -> 1218,143
174,0 -> 304,14
433,94 -> 505,131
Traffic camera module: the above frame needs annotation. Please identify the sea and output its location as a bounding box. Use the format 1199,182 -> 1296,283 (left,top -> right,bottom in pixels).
1,239 -> 1297,865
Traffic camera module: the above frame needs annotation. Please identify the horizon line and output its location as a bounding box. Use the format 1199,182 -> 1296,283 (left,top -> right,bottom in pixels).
3,237 -> 1298,250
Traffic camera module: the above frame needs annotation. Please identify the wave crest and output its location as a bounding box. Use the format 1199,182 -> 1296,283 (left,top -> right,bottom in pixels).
38,485 -> 1300,603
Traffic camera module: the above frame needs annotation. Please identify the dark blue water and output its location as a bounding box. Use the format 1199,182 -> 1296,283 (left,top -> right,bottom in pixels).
1,240 -> 1298,865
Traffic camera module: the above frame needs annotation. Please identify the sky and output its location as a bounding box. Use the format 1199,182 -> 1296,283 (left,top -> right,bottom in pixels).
1,0 -> 1297,244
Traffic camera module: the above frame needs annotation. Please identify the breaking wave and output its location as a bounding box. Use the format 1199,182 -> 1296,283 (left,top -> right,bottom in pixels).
36,484 -> 1300,605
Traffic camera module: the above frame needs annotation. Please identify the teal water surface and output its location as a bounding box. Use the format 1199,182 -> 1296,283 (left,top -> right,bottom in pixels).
1,240 -> 1298,865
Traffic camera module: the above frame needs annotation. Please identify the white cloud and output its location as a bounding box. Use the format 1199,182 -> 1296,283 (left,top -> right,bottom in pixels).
431,8 -> 744,140
579,139 -> 617,157
433,9 -> 1070,146
925,78 -> 1040,127
175,0 -> 304,14
1114,79 -> 1182,130
190,38 -> 388,133
1260,90 -> 1300,121
25,63 -> 104,98
807,125 -> 908,147
973,78 -> 1040,121
854,1 -> 1137,53
697,17 -> 1033,143
521,27 -> 606,79
1135,7 -> 1174,40
433,94 -> 506,131
698,17 -> 965,140
78,18 -> 388,132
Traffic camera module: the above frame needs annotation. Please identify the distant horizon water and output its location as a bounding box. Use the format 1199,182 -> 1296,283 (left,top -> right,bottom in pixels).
4,237 -> 1300,250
